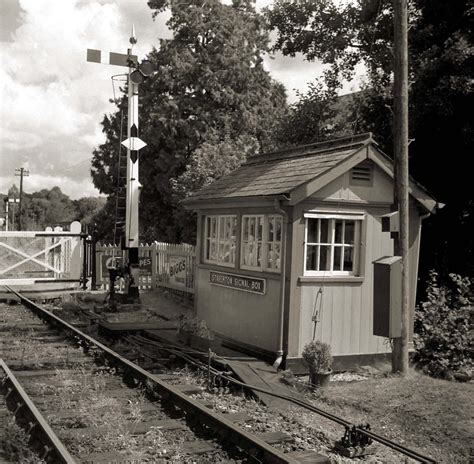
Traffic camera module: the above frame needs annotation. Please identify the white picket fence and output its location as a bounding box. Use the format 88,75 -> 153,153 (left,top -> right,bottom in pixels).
96,242 -> 196,295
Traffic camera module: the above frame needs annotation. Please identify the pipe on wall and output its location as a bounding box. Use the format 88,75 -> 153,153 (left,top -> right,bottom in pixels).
273,196 -> 289,369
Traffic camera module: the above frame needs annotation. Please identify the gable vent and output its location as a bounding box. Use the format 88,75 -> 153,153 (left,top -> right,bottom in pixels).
351,165 -> 373,185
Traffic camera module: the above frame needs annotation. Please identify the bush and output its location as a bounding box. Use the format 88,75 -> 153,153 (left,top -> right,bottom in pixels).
302,340 -> 333,373
414,271 -> 473,379
178,315 -> 213,339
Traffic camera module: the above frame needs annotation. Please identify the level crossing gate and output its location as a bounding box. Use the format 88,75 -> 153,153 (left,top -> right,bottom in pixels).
0,222 -> 84,288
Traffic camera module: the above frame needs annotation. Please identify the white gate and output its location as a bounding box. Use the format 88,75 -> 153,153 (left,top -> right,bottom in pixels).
0,224 -> 83,286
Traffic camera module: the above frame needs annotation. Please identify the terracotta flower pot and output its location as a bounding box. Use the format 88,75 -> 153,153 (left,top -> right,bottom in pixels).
310,369 -> 332,387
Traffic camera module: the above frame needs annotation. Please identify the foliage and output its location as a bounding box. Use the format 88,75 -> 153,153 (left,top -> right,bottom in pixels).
91,0 -> 287,244
413,271 -> 473,379
1,186 -> 105,232
302,340 -> 333,373
3,418 -> 46,463
178,314 -> 213,339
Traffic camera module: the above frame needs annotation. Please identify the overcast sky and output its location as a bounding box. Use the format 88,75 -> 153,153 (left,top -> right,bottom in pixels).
0,0 -> 362,200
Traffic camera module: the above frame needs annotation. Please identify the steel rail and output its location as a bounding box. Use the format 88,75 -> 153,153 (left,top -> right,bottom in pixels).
0,358 -> 76,464
130,334 -> 438,464
3,286 -> 298,464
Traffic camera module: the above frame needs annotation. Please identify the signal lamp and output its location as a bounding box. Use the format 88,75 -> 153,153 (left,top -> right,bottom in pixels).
130,69 -> 145,85
139,60 -> 154,76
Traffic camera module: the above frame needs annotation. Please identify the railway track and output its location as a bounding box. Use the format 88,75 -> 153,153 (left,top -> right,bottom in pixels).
1,288 -> 326,463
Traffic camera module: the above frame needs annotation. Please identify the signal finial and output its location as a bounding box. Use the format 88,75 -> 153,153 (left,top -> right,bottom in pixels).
130,24 -> 137,45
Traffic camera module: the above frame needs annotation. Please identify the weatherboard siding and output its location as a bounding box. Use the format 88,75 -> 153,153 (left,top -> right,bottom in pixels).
293,204 -> 422,358
296,208 -> 394,356
311,161 -> 394,204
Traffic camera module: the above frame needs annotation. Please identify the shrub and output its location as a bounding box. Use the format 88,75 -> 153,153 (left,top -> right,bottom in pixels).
414,271 -> 473,379
178,315 -> 213,339
302,340 -> 333,373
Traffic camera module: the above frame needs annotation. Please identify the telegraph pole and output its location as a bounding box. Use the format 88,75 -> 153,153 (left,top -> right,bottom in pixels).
392,0 -> 410,374
15,167 -> 29,231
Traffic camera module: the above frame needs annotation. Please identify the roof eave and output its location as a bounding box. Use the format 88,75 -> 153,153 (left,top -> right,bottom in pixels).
182,193 -> 290,210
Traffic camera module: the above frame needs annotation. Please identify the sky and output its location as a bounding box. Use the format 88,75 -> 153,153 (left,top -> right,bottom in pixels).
0,0 -> 362,200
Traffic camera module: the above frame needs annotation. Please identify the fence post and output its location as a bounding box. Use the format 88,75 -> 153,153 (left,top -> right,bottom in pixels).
91,236 -> 97,291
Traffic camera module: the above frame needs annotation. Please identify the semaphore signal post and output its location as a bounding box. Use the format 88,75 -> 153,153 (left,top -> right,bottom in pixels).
87,27 -> 152,303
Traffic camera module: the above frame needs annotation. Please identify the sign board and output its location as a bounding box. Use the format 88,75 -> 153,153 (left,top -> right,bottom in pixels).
209,271 -> 266,295
169,255 -> 186,287
139,256 -> 152,275
100,255 -> 152,278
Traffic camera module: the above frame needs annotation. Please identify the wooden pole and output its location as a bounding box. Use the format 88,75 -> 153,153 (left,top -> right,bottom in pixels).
392,0 -> 410,374
15,167 -> 29,231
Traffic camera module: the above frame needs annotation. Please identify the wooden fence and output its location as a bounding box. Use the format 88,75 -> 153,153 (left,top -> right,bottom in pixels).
96,242 -> 196,295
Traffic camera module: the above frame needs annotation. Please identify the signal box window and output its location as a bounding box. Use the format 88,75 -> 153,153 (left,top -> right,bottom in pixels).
304,213 -> 362,276
204,215 -> 237,267
241,214 -> 282,272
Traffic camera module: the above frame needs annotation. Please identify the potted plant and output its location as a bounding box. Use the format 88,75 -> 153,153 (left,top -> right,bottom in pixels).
177,315 -> 220,351
302,340 -> 333,387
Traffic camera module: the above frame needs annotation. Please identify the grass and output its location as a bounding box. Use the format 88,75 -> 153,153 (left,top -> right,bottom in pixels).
295,367 -> 473,463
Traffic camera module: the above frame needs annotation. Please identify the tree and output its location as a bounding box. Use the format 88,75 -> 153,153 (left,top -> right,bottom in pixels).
91,0 -> 287,243
266,0 -> 474,279
1,186 -> 105,232
73,197 -> 106,228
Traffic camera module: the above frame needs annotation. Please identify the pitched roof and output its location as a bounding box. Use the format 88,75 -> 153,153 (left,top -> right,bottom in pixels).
183,132 -> 439,212
185,133 -> 372,200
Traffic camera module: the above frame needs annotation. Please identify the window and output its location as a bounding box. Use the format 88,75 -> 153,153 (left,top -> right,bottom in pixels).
204,215 -> 237,267
304,213 -> 363,276
241,214 -> 282,272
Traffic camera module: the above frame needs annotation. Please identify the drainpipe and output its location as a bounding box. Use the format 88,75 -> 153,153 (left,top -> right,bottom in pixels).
273,196 -> 289,370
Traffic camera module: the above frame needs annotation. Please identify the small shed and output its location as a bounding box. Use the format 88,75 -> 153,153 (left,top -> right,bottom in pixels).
183,133 -> 439,370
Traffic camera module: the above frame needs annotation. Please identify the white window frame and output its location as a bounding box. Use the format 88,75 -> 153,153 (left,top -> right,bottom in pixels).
241,214 -> 282,273
303,212 -> 363,277
203,215 -> 237,268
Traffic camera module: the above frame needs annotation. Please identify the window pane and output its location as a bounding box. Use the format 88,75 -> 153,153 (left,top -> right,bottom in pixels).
211,217 -> 217,238
334,246 -> 343,271
345,221 -> 355,244
257,242 -> 262,266
257,216 -> 263,240
268,243 -> 281,270
268,216 -> 274,242
319,245 -> 331,271
343,247 -> 354,271
320,219 -> 330,243
218,241 -> 225,262
307,219 -> 318,243
275,216 -> 282,242
249,217 -> 255,240
247,243 -> 255,266
209,241 -> 217,261
335,220 -> 343,244
242,217 -> 249,241
219,217 -> 225,238
205,239 -> 211,259
306,245 -> 318,271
